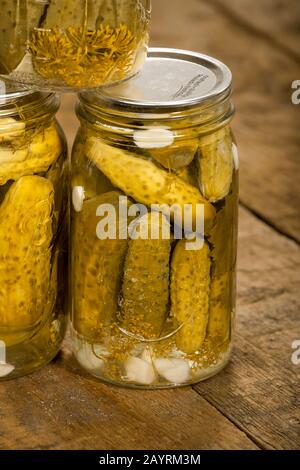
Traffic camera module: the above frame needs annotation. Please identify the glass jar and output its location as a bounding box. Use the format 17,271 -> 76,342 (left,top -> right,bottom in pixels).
0,0 -> 151,91
0,80 -> 68,380
71,49 -> 239,388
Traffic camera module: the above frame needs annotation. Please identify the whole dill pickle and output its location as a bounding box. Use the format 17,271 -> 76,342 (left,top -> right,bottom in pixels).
0,176 -> 54,346
87,138 -> 216,233
73,191 -> 132,341
171,240 -> 211,354
0,122 -> 62,185
198,126 -> 234,202
208,173 -> 238,277
207,273 -> 231,341
121,213 -> 171,339
41,0 -> 87,28
0,1 -> 27,71
175,165 -> 198,187
133,127 -> 198,170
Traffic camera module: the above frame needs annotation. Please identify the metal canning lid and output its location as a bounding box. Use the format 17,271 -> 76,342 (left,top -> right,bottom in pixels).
81,48 -> 232,112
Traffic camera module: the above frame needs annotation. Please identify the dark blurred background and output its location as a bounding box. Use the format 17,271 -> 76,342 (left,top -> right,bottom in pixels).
59,0 -> 300,242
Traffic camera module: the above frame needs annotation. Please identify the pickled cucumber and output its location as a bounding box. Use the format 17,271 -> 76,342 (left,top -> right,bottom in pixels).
175,165 -> 198,187
133,128 -> 198,170
0,0 -> 46,72
171,240 -> 211,354
97,0 -> 142,29
73,191 -> 132,341
40,0 -> 108,29
0,118 -> 25,143
41,0 -> 87,28
207,273 -> 231,341
209,173 -> 238,277
87,138 -> 216,232
0,176 -> 54,345
198,126 -> 234,202
121,213 -> 171,339
0,1 -> 27,71
0,123 -> 62,185
72,135 -> 114,206
149,142 -> 197,170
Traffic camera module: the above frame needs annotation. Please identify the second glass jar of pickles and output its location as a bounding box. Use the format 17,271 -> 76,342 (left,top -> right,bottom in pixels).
0,81 -> 68,379
0,0 -> 151,91
71,49 -> 239,388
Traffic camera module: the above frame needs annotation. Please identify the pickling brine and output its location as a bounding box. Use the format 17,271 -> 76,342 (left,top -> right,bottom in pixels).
70,49 -> 238,388
0,0 -> 150,90
0,82 -> 68,379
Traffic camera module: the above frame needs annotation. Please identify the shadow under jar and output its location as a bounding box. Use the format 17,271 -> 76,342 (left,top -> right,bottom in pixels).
0,0 -> 151,91
0,81 -> 68,380
71,48 -> 239,388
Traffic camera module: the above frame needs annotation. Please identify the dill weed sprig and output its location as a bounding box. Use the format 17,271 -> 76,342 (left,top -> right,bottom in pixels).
29,24 -> 141,88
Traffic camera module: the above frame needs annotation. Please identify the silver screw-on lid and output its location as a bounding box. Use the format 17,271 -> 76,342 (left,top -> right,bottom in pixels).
87,48 -> 232,112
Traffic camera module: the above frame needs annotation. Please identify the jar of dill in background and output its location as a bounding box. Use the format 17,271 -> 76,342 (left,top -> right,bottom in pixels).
0,81 -> 68,379
0,0 -> 151,90
70,48 -> 239,388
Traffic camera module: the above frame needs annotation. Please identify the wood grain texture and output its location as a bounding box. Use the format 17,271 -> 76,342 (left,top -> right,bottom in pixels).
0,337 -> 257,450
1,0 -> 299,451
195,207 -> 300,450
210,0 -> 300,61
1,209 -> 298,450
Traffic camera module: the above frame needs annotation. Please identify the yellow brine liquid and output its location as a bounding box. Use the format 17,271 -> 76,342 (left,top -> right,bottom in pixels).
0,91 -> 68,379
0,0 -> 150,90
71,123 -> 238,388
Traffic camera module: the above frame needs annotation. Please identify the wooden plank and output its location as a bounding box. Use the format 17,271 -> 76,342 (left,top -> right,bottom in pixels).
57,94 -> 78,150
194,206 -> 300,450
210,0 -> 300,61
0,339 -> 257,450
150,0 -> 300,242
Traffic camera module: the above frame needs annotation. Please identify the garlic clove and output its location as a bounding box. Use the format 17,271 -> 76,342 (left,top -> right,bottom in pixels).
154,358 -> 190,384
124,356 -> 156,385
0,117 -> 25,142
72,186 -> 85,213
140,348 -> 153,364
133,127 -> 174,149
232,143 -> 239,170
0,362 -> 15,378
75,344 -> 104,371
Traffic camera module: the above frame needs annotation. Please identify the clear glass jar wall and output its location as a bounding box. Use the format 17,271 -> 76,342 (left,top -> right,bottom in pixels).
0,0 -> 151,90
0,83 -> 68,379
70,50 -> 239,388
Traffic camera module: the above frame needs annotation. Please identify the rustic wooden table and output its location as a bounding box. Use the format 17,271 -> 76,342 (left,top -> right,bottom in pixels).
1,0 -> 299,450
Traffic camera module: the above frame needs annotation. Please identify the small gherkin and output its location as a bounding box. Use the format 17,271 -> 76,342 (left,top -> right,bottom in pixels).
0,122 -> 62,185
175,165 -> 198,187
73,191 -> 132,342
148,139 -> 198,170
208,172 -> 239,277
0,0 -> 27,71
97,0 -> 147,30
198,126 -> 234,202
207,273 -> 232,341
40,0 -> 87,29
121,212 -> 171,339
86,138 -> 216,233
0,176 -> 54,346
0,0 -> 46,72
171,240 -> 211,354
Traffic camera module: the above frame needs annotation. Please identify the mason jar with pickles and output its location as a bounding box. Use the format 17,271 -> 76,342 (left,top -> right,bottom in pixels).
0,0 -> 151,90
71,49 -> 239,388
0,80 -> 68,379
